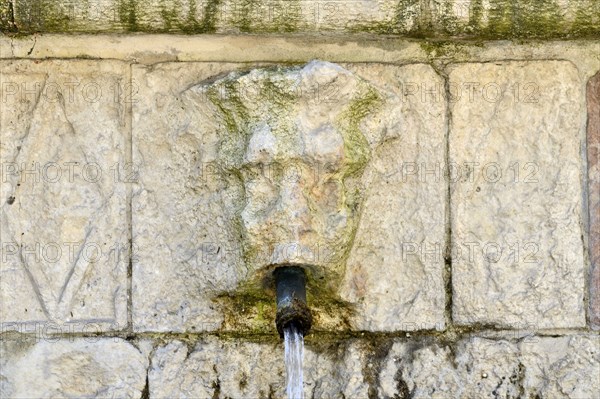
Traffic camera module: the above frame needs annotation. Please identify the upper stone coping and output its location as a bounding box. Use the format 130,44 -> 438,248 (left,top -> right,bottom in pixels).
2,0 -> 599,39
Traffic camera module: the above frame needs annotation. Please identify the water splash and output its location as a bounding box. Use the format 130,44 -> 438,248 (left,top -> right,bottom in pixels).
283,324 -> 304,399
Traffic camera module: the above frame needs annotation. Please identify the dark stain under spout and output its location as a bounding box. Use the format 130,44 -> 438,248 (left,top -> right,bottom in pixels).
274,266 -> 312,338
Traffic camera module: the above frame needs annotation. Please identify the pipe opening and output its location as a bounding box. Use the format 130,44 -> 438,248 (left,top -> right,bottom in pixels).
274,266 -> 312,338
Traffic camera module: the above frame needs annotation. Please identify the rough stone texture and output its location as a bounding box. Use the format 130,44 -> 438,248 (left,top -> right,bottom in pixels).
339,63 -> 447,331
149,337 -> 368,399
6,0 -> 600,38
588,71 -> 600,329
0,60 -> 129,332
379,334 -> 600,399
449,61 -> 587,329
148,334 -> 599,398
132,62 -> 246,332
379,337 -> 522,398
198,61 -> 383,282
132,61 -> 446,333
0,337 -> 148,398
520,335 -> 600,398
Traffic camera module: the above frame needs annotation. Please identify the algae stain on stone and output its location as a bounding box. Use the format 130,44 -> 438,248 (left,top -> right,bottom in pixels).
438,0 -> 460,35
215,277 -> 355,333
468,0 -> 484,30
159,0 -> 221,33
0,0 -> 16,32
233,0 -> 300,33
484,0 -> 568,39
159,0 -> 179,31
572,0 -> 600,37
351,0 -> 598,39
337,86 -> 382,178
118,0 -> 139,31
23,0 -> 73,31
199,0 -> 222,33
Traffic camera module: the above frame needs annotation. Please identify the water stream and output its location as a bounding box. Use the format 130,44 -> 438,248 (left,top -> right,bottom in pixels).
283,324 -> 304,399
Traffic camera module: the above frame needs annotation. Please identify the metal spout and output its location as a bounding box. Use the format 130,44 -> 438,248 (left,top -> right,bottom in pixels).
274,266 -> 312,338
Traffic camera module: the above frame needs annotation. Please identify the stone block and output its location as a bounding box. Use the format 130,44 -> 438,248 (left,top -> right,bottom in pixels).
0,337 -> 148,398
378,334 -> 600,398
0,60 -> 130,332
131,62 -> 248,332
339,63 -> 447,331
449,61 -> 586,328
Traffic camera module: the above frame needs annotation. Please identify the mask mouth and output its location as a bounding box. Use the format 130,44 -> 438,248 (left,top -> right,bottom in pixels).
273,266 -> 313,338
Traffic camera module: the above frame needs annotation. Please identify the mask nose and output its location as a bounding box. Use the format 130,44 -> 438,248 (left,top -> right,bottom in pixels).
274,168 -> 312,238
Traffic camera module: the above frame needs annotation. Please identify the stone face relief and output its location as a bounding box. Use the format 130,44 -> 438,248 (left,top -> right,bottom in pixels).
132,61 -> 446,332
197,61 -> 383,284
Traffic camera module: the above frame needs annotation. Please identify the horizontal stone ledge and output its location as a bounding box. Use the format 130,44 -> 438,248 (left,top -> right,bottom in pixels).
2,0 -> 599,39
1,35 -> 599,73
1,327 -> 596,342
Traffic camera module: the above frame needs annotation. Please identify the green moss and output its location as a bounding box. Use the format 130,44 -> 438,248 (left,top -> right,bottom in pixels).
0,0 -> 17,32
337,85 -> 382,178
118,0 -> 139,32
572,0 -> 600,37
159,0 -> 178,31
468,0 -> 484,31
419,40 -> 480,59
173,0 -> 221,34
352,0 -> 600,39
231,0 -> 300,33
215,275 -> 355,334
7,0 -> 600,36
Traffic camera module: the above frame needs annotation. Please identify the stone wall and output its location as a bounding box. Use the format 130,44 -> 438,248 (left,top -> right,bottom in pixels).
1,5 -> 599,399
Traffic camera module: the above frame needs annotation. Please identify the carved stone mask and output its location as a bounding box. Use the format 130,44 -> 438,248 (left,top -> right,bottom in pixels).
205,61 -> 382,282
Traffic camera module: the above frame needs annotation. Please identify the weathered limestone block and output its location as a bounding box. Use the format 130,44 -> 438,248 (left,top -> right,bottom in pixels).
149,337 -> 368,398
132,61 -> 446,333
339,64 -> 447,331
449,61 -> 586,328
520,335 -> 600,398
380,337 -> 522,398
587,71 -> 600,329
0,337 -> 148,398
132,62 -> 247,332
9,0 -> 600,38
379,334 -> 600,398
0,60 -> 129,332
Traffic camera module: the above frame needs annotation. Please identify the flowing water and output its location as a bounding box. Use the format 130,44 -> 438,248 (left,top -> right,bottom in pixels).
283,324 -> 304,399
